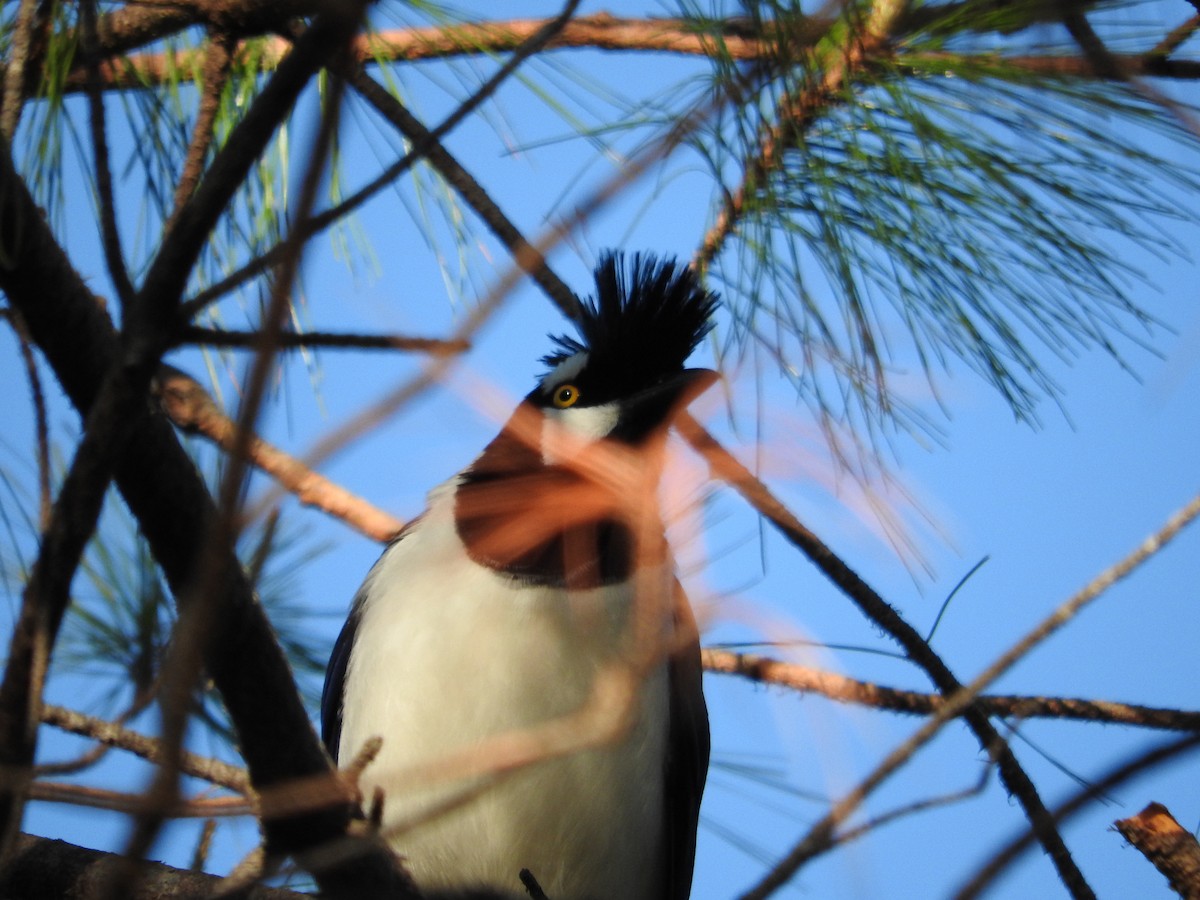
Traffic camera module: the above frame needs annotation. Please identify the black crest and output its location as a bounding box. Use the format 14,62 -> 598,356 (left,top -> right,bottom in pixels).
543,252 -> 718,395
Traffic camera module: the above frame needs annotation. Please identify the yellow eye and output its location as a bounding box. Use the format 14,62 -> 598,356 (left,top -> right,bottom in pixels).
552,384 -> 580,409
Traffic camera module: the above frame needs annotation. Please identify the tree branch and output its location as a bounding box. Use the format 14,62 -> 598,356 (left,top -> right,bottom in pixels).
703,648 -> 1200,731
680,415 -> 1091,899
958,734 -> 1200,898
181,325 -> 468,354
0,45 -> 416,900
166,33 -> 237,231
1114,803 -> 1200,899
156,365 -> 404,542
345,68 -> 581,320
182,0 -> 583,319
40,703 -> 248,793
1,833 -> 305,900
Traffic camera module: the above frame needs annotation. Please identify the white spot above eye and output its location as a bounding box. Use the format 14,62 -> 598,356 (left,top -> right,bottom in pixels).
542,402 -> 620,463
542,352 -> 588,393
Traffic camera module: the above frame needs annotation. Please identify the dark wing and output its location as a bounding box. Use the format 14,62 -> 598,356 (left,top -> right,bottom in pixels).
320,592 -> 364,763
321,524 -> 417,762
664,580 -> 711,900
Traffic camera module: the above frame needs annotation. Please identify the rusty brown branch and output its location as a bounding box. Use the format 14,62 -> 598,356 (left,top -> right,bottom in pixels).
156,365 -> 404,542
1115,803 -> 1200,899
40,703 -> 249,793
703,649 -> 1200,731
682,413 -> 1090,899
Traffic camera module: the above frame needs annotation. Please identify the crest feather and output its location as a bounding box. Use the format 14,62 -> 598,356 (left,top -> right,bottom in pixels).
542,252 -> 717,390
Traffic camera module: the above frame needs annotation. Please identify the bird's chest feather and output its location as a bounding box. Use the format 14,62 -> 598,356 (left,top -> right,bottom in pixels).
338,486 -> 670,899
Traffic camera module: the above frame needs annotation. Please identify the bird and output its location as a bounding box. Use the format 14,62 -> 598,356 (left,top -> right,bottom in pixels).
321,251 -> 715,900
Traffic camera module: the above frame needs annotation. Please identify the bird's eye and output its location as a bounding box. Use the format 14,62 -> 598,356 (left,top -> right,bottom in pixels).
552,384 -> 580,409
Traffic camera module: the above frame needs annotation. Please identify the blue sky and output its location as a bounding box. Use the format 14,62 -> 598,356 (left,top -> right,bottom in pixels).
3,2 -> 1199,897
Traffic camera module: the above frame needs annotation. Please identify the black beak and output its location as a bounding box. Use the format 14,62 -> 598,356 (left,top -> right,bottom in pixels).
612,368 -> 719,444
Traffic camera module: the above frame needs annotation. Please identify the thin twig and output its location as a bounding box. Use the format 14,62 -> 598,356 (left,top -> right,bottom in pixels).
156,365 -> 404,542
1150,14 -> 1200,58
957,733 -> 1200,899
1,309 -> 51,530
181,325 -> 469,354
40,703 -> 249,792
681,414 -> 1089,899
345,68 -> 581,320
80,0 -> 135,307
734,488 -> 1200,899
166,33 -> 237,232
181,0 -> 585,320
834,764 -> 992,848
702,648 -> 1200,731
191,819 -> 217,872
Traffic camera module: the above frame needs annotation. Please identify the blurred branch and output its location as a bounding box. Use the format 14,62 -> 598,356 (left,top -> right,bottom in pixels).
156,365 -> 404,542
1151,14 -> 1200,58
114,56 -> 354,892
167,34 -> 237,230
64,16 -> 780,92
182,0 -> 582,318
694,0 -> 904,275
28,782 -> 252,818
732,484 -> 1200,899
958,734 -> 1200,898
0,337 -> 149,863
41,703 -> 249,793
0,309 -> 51,530
181,326 -> 469,354
703,649 -> 1200,731
0,18 -> 416,898
1113,803 -> 1200,898
680,414 -> 1089,898
345,67 -> 582,320
1,833 -> 306,900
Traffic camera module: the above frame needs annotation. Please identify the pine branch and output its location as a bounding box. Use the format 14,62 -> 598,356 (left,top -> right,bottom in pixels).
702,649 -> 1200,731
183,0 -> 582,318
167,34 -> 237,230
1,833 -> 305,900
0,39 -> 417,900
41,702 -> 249,791
694,2 -> 905,274
680,414 -> 1091,899
28,783 -> 252,819
181,326 -> 469,354
56,9 -> 1189,93
959,734 -> 1200,898
1114,803 -> 1200,898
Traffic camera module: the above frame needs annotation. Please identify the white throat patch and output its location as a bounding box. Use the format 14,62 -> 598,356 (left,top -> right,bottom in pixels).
542,402 -> 620,463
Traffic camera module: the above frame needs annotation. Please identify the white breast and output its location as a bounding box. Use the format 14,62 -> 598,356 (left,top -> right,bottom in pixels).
338,480 -> 670,899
